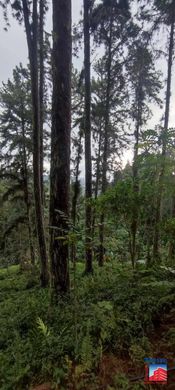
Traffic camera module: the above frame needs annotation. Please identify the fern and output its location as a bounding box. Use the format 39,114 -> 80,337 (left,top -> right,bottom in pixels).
80,323 -> 93,370
36,317 -> 50,337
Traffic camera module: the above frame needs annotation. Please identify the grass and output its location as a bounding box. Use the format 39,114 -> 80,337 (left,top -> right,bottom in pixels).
0,264 -> 19,277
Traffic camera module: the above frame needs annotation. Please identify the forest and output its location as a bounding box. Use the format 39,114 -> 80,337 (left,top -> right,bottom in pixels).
0,0 -> 175,389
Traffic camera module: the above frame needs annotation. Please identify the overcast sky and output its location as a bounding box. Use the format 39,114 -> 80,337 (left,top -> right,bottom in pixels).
0,1 -> 175,169
0,0 -> 82,84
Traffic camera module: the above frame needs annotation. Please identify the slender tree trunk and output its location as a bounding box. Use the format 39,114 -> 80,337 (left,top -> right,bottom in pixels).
71,134 -> 82,263
39,0 -> 45,205
72,134 -> 82,227
168,186 -> 175,261
50,0 -> 71,296
21,107 -> 35,265
99,14 -> 112,267
22,0 -> 49,287
92,121 -> 102,240
130,47 -> 146,268
130,107 -> 140,268
94,124 -> 102,199
84,0 -> 93,273
145,217 -> 152,268
153,11 -> 175,261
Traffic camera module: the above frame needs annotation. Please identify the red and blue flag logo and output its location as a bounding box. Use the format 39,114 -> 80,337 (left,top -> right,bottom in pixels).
144,358 -> 167,385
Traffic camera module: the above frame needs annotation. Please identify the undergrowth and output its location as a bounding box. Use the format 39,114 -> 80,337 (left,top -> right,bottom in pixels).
0,262 -> 174,389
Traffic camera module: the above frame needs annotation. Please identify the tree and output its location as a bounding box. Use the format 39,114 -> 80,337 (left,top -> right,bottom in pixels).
49,0 -> 71,296
83,0 -> 93,273
90,65 -> 128,256
91,0 -> 131,265
137,129 -> 160,266
39,0 -> 49,205
71,72 -> 84,264
91,81 -> 104,240
0,65 -> 35,265
152,0 -> 175,260
22,0 -> 49,286
127,42 -> 161,267
71,130 -> 83,265
0,0 -> 50,285
39,0 -> 45,205
71,68 -> 84,260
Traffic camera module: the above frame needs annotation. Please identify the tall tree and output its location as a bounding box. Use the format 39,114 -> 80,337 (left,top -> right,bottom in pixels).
90,66 -> 128,256
83,0 -> 93,273
153,0 -> 175,260
0,65 -> 35,264
127,42 -> 161,267
50,0 -> 72,296
22,0 -> 49,286
71,68 -> 84,233
71,130 -> 83,264
0,0 -> 50,286
39,0 -> 45,205
91,0 -> 131,266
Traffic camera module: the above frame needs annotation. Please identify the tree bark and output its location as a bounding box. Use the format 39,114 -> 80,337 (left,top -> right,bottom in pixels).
22,0 -> 49,287
50,0 -> 71,296
84,0 -> 93,273
92,120 -> 102,240
130,88 -> 141,268
39,0 -> 45,205
21,105 -> 35,265
71,133 -> 82,264
153,9 -> 175,261
71,134 -> 82,227
98,13 -> 113,267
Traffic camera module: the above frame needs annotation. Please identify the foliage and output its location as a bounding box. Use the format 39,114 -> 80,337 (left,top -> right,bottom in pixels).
1,0 -> 175,389
0,263 -> 174,389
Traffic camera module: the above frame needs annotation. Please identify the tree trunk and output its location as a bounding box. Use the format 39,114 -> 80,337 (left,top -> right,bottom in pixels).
72,134 -> 82,227
130,47 -> 147,268
153,10 -> 175,261
130,108 -> 140,268
21,105 -> 35,265
22,0 -> 49,287
168,187 -> 175,261
71,133 -> 82,263
84,0 -> 93,273
98,14 -> 112,267
39,0 -> 45,205
50,0 -> 71,296
92,120 -> 102,241
145,217 -> 152,268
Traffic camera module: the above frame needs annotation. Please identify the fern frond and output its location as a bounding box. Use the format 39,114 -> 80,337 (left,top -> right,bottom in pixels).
36,317 -> 50,337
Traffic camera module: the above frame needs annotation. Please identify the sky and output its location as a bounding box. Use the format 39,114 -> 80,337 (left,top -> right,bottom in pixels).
0,1 -> 175,171
0,0 -> 82,84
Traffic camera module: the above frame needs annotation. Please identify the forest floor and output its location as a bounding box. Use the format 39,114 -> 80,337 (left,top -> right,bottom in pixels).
0,262 -> 175,390
31,305 -> 175,389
